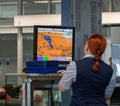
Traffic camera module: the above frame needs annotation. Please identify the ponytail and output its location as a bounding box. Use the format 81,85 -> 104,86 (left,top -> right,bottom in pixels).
93,59 -> 99,72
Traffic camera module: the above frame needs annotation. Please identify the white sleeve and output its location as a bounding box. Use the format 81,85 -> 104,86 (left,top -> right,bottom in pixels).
105,70 -> 116,97
58,61 -> 76,90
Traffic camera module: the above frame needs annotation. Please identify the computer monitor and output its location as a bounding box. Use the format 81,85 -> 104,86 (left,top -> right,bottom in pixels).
33,25 -> 75,62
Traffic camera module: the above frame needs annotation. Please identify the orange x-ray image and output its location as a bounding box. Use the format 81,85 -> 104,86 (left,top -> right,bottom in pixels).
37,31 -> 73,61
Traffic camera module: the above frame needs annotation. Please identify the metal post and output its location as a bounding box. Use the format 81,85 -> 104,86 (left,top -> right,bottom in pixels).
27,78 -> 32,106
22,82 -> 27,106
17,0 -> 23,73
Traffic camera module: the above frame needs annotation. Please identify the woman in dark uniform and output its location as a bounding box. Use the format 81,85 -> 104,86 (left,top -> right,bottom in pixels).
58,34 -> 116,106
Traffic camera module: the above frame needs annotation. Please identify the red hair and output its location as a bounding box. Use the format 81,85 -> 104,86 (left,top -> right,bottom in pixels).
87,34 -> 106,72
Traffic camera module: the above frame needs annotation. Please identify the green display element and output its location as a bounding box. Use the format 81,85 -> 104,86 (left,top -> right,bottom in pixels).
42,56 -> 49,61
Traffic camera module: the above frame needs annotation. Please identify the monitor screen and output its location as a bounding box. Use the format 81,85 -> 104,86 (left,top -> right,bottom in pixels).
33,25 -> 75,62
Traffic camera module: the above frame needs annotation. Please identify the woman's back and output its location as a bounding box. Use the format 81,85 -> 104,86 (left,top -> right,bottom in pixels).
71,58 -> 113,106
58,34 -> 116,106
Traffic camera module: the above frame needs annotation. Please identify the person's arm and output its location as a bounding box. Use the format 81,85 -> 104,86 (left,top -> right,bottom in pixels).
58,84 -> 65,92
105,69 -> 116,99
58,61 -> 76,92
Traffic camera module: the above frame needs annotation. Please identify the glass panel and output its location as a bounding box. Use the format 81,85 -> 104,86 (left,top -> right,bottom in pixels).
51,0 -> 61,14
102,0 -> 120,12
112,44 -> 120,77
102,0 -> 110,12
5,74 -> 62,106
5,75 -> 23,106
0,29 -> 17,86
112,0 -> 120,12
23,0 -> 49,15
23,27 -> 33,68
102,26 -> 111,38
0,0 -> 17,25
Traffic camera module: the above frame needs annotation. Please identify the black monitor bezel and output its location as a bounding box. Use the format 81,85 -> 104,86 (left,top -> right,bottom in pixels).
33,25 -> 75,61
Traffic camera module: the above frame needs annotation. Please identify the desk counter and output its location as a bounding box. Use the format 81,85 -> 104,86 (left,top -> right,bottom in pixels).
5,73 -> 62,80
